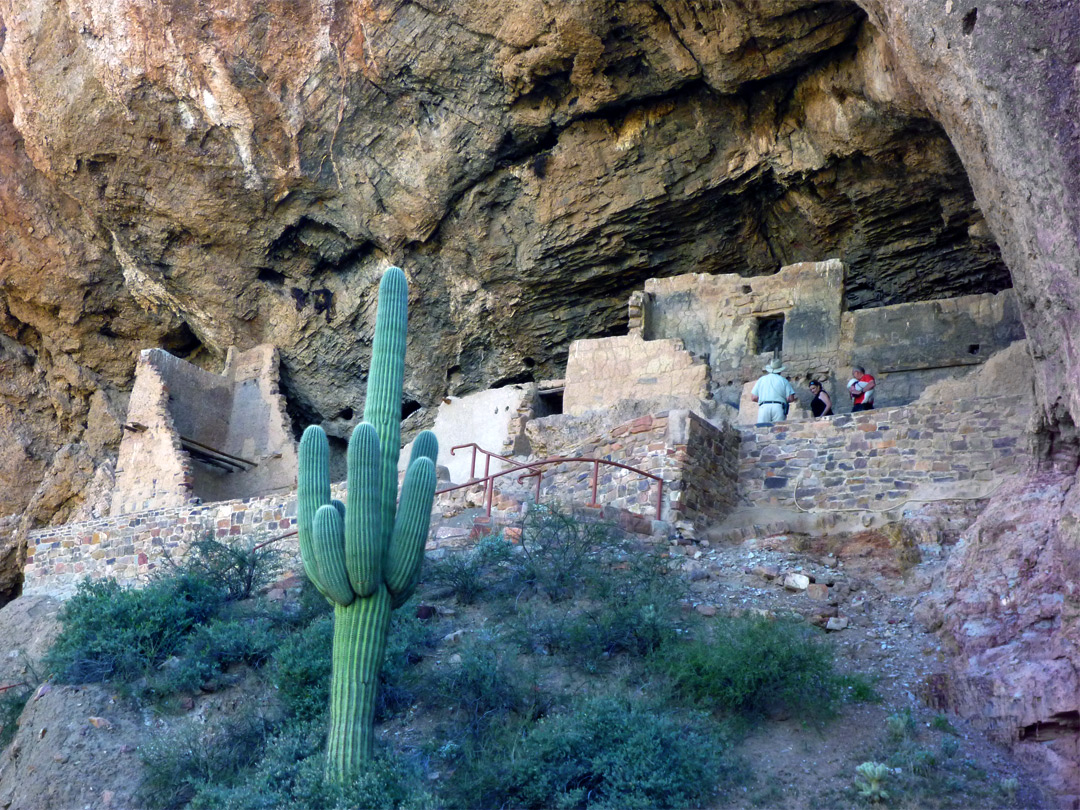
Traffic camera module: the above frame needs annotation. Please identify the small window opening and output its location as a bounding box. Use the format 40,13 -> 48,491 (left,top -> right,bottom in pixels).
536,389 -> 564,417
968,344 -> 980,355
402,398 -> 422,419
756,314 -> 785,355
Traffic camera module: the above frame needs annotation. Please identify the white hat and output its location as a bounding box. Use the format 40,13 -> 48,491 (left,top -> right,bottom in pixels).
763,359 -> 786,373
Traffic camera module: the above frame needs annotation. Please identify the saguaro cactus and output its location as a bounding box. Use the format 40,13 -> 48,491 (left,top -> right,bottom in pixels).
297,267 -> 438,782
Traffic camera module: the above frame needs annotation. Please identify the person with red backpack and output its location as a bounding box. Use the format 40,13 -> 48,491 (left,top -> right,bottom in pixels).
847,365 -> 876,412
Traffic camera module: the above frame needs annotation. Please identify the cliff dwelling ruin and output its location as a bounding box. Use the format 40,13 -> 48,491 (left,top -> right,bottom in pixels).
1,0 -> 1078,804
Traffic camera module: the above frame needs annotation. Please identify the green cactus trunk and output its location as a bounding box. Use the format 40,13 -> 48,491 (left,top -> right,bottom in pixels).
295,267 -> 438,784
326,587 -> 392,780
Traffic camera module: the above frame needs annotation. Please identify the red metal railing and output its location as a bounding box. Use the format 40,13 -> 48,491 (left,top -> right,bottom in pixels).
437,451 -> 665,520
252,444 -> 666,550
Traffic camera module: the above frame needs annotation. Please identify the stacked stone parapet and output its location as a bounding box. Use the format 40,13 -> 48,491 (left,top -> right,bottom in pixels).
740,396 -> 1031,511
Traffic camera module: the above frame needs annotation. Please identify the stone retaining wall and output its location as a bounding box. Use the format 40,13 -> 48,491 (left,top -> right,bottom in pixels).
740,396 -> 1031,511
520,410 -> 739,530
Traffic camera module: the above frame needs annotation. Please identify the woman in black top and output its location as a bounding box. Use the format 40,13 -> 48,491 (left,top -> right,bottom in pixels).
808,380 -> 833,417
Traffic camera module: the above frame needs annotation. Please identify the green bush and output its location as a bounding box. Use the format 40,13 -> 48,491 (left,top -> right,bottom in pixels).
653,616 -> 848,722
0,684 -> 30,750
273,615 -> 333,721
425,635 -> 543,737
178,537 -> 284,602
443,696 -> 740,810
425,533 -> 513,605
378,602 -> 440,719
45,574 -> 222,684
140,713 -> 273,810
504,535 -> 683,671
187,721 -> 432,810
509,505 -> 618,601
151,617 -> 280,696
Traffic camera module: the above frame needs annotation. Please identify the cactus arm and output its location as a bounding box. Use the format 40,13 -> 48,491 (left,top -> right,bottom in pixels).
362,267 -> 408,539
409,429 -> 438,467
385,456 -> 437,607
313,505 -> 355,606
345,423 -> 382,597
297,425 -> 333,597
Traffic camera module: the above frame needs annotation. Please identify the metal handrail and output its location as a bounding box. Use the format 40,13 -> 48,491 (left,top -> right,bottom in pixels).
253,447 -> 666,551
448,442 -> 516,483
438,453 -> 665,520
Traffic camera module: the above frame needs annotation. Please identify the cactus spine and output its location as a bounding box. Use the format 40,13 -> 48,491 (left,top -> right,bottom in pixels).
297,267 -> 437,782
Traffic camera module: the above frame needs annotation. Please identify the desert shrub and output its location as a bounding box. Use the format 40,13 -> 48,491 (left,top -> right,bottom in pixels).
423,635 -> 543,738
0,684 -> 30,750
443,696 -> 740,810
177,537 -> 284,602
425,533 -> 513,605
378,601 -> 440,719
653,616 -> 848,722
564,549 -> 683,666
508,504 -> 618,601
45,574 -> 222,684
273,615 -> 333,721
187,721 -> 432,810
150,617 -> 280,696
140,712 -> 274,810
503,530 -> 683,671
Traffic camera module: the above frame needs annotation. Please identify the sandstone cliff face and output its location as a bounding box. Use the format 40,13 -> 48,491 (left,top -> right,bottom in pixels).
0,0 -> 1015,527
0,0 -> 1078,796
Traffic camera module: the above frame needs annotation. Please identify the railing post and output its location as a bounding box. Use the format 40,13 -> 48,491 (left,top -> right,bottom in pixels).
485,475 -> 494,517
535,468 -> 542,505
656,479 -> 664,520
589,460 -> 599,507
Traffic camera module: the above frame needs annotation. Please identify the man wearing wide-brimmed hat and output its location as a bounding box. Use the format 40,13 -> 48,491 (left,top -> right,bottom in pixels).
750,358 -> 796,424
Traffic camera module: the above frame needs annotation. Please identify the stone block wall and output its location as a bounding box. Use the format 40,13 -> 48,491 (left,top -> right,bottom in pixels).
25,492 -> 305,596
563,334 -> 709,416
840,292 -> 1025,408
740,396 -> 1031,511
110,351 -> 196,515
520,410 -> 739,531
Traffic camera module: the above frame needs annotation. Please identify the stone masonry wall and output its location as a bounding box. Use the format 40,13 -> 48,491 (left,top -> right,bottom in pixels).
111,346 -> 299,515
521,410 -> 738,531
740,396 -> 1031,511
110,351 -> 196,516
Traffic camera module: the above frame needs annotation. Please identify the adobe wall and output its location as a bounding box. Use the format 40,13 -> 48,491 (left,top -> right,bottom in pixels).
840,293 -> 1025,408
110,351 -> 197,515
639,261 -> 1023,412
562,334 -> 709,417
740,396 -> 1031,512
111,346 -> 298,515
645,260 -> 844,405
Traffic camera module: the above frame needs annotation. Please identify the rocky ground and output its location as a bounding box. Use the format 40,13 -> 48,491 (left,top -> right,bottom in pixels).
0,517 -> 1053,810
